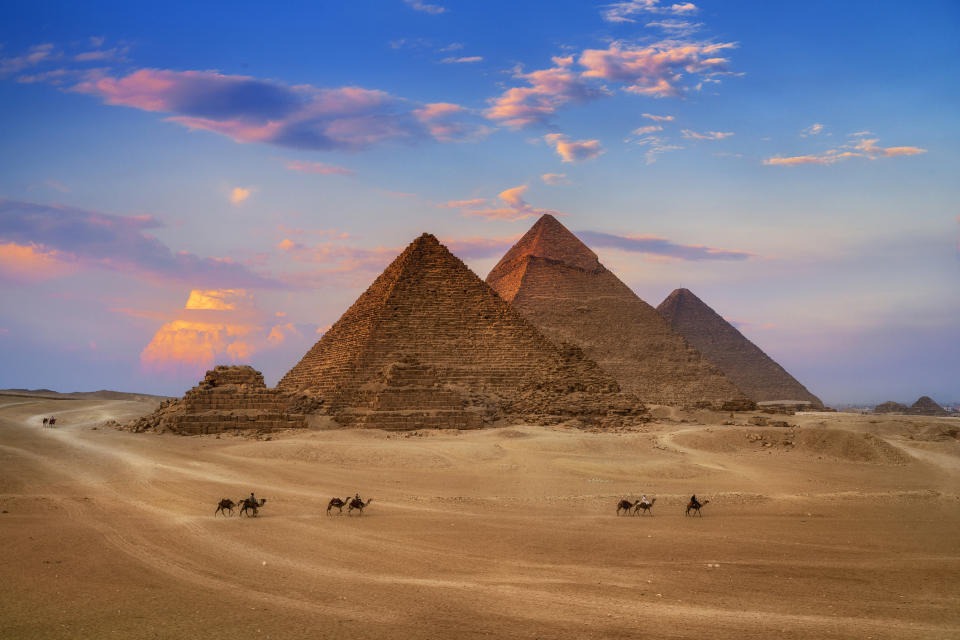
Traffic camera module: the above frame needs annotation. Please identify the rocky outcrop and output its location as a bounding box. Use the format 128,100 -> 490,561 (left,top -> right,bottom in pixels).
126,366 -> 306,434
657,288 -> 824,408
486,215 -> 748,407
278,233 -> 647,430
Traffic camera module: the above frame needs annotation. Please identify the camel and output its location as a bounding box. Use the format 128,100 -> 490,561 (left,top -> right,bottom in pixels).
215,498 -> 236,517
42,418 -> 48,426
634,498 -> 657,516
686,499 -> 710,517
616,499 -> 637,516
48,417 -> 56,426
347,496 -> 372,516
326,497 -> 347,515
238,497 -> 267,517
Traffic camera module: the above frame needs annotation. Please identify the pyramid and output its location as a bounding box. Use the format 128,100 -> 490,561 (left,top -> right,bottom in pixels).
486,215 -> 748,407
909,396 -> 948,416
874,401 -> 908,414
126,365 -> 306,434
278,233 -> 647,429
657,288 -> 823,408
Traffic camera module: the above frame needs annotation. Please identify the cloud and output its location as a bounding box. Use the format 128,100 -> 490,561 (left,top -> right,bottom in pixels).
0,198 -> 279,288
404,0 -> 446,14
0,43 -> 57,76
544,133 -> 605,163
681,129 -> 733,140
74,47 -> 125,62
541,173 -> 570,185
0,241 -> 76,283
630,134 -> 682,164
642,113 -> 674,121
645,19 -> 702,35
434,198 -> 489,209
140,288 -> 296,377
801,123 -> 824,137
15,68 -> 72,85
413,102 -> 490,142
632,124 -> 663,135
464,185 -> 562,221
764,135 -> 927,166
602,0 -> 698,23
579,41 -> 736,97
284,160 -> 354,175
72,69 -> 481,151
441,56 -> 483,64
485,57 -> 609,128
230,187 -> 251,204
577,230 -> 756,261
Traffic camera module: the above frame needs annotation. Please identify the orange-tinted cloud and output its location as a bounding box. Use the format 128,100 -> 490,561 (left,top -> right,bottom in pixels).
544,133 -> 606,163
464,185 -> 562,221
0,241 -> 75,283
764,135 -> 927,166
681,129 -> 733,140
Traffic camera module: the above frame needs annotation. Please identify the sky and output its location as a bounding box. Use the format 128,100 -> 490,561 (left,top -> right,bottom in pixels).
1,0 -> 958,406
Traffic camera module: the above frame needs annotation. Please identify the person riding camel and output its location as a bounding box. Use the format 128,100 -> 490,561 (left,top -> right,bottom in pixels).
690,494 -> 700,509
640,494 -> 651,506
249,492 -> 257,506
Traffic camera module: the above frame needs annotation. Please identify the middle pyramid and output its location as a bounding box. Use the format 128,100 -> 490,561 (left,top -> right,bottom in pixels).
278,233 -> 647,429
486,215 -> 747,407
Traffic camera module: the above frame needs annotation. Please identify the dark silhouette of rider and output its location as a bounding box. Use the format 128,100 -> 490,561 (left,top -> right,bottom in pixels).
690,494 -> 700,509
249,492 -> 257,505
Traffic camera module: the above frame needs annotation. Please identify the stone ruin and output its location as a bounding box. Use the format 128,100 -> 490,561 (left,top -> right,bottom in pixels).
657,288 -> 824,409
278,233 -> 648,430
875,396 -> 948,417
486,214 -> 749,408
125,365 -> 306,434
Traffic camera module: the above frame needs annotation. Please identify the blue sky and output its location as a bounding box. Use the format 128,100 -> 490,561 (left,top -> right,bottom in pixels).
1,0 -> 958,405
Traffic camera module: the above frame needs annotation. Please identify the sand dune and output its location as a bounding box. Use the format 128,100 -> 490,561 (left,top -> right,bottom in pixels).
1,397 -> 959,639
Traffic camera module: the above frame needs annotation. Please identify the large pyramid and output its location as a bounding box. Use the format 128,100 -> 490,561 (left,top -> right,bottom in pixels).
485,215 -> 747,407
657,288 -> 823,408
278,233 -> 647,429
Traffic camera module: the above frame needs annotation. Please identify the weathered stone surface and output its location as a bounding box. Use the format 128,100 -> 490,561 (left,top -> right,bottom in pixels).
909,396 -> 948,416
486,215 -> 747,407
657,288 -> 824,408
278,233 -> 647,429
126,365 -> 306,434
874,401 -> 909,414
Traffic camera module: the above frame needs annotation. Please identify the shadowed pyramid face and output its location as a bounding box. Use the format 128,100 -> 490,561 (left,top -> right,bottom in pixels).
486,215 -> 747,406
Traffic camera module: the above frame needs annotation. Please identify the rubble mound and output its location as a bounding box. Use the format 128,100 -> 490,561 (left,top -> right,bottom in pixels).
486,215 -> 747,407
657,288 -> 823,408
278,233 -> 647,430
125,365 -> 306,434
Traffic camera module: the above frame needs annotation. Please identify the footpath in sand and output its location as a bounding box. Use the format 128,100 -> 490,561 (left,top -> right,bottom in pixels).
1,396 -> 959,639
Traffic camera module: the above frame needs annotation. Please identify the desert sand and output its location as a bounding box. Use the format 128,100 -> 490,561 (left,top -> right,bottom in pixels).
1,395 -> 959,639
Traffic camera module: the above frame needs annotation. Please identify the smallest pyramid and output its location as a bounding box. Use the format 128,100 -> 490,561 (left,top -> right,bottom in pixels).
657,288 -> 823,408
910,396 -> 948,416
126,365 -> 306,434
874,401 -> 909,414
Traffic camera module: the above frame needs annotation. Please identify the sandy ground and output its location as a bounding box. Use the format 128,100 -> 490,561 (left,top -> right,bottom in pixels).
1,397 -> 959,639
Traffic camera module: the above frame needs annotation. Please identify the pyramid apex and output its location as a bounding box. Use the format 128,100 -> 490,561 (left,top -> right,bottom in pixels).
487,213 -> 600,283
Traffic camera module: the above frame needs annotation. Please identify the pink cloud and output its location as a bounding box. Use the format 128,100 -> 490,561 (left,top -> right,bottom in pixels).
765,135 -> 927,166
632,125 -> 663,135
544,133 -> 605,163
541,173 -> 570,185
441,56 -> 483,64
0,241 -> 76,283
465,185 -> 562,221
413,102 -> 489,142
602,0 -> 698,23
642,113 -> 674,121
578,230 -> 755,261
434,198 -> 489,209
72,69 -> 482,150
285,160 -> 354,175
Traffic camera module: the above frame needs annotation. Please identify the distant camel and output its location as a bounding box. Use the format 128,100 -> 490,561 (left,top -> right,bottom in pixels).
634,498 -> 657,516
239,497 -> 267,517
42,418 -> 48,426
48,417 -> 56,426
326,497 -> 346,515
347,496 -> 372,516
686,499 -> 710,517
215,498 -> 236,517
616,499 -> 637,516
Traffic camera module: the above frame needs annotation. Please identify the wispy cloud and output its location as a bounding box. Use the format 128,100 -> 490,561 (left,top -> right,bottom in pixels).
404,0 -> 446,14
0,198 -> 280,288
630,134 -> 682,164
0,43 -> 58,76
544,133 -> 605,163
577,230 -> 756,261
441,56 -> 483,64
681,129 -> 733,140
764,134 -> 927,166
413,102 -> 490,142
541,173 -> 570,185
463,185 -> 562,221
284,160 -> 354,175
73,69 -> 483,151
801,123 -> 824,137
632,124 -> 663,135
434,198 -> 489,209
602,0 -> 698,23
642,113 -> 674,122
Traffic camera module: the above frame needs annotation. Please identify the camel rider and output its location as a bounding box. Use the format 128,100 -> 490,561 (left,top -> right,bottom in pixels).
690,494 -> 700,509
354,493 -> 362,505
640,494 -> 650,506
249,492 -> 257,506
